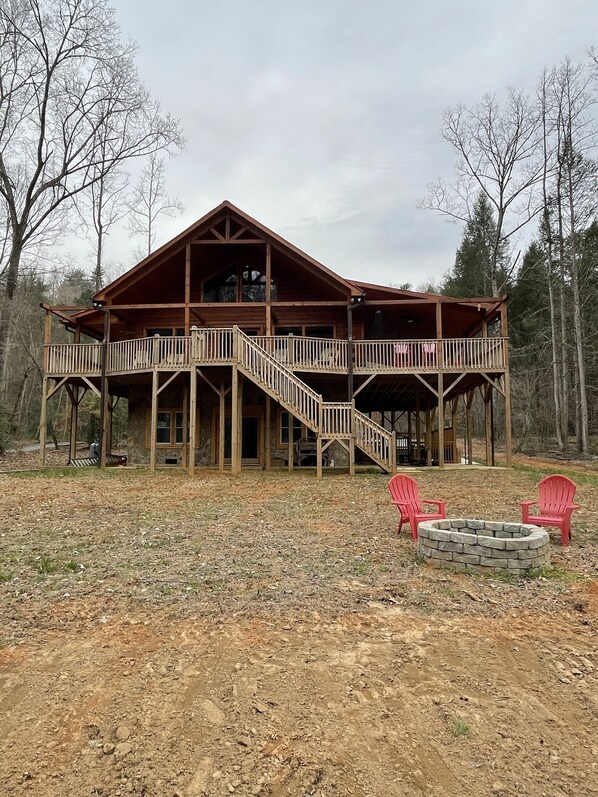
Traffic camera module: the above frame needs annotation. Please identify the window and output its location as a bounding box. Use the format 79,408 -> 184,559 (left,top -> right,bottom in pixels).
203,264 -> 276,303
155,411 -> 185,445
146,328 -> 185,337
280,411 -> 302,445
306,326 -> 333,339
274,325 -> 334,338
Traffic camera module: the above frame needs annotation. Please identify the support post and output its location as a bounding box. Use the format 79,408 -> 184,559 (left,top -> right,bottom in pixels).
150,371 -> 159,472
184,243 -> 191,334
265,243 -> 272,336
182,382 -> 189,468
219,381 -> 226,471
437,375 -> 445,468
465,391 -> 473,465
68,386 -> 79,462
39,307 -> 53,466
317,436 -> 323,480
347,302 -> 354,401
500,302 -> 512,467
189,367 -> 197,475
231,365 -> 239,473
148,334 -> 160,471
425,408 -> 432,466
484,385 -> 492,467
237,374 -> 243,471
265,395 -> 271,470
451,396 -> 459,464
99,309 -> 110,469
39,376 -> 48,466
415,399 -> 421,464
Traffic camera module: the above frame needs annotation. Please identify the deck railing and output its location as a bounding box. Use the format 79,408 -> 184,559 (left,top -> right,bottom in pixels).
254,336 -> 348,373
45,333 -> 508,377
45,343 -> 102,376
321,402 -> 353,437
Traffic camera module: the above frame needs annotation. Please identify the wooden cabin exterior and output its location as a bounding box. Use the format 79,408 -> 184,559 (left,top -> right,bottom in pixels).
40,200 -> 512,474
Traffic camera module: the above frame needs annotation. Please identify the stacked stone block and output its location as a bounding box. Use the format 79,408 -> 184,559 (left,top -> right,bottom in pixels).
417,519 -> 550,576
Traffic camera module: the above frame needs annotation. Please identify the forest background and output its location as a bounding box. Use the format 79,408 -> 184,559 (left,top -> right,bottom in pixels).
1,0 -> 597,460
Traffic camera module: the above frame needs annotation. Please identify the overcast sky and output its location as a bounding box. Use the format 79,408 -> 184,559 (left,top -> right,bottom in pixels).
103,0 -> 597,289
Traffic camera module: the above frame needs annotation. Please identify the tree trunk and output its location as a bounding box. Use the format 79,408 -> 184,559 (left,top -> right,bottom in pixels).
567,171 -> 589,453
0,240 -> 24,396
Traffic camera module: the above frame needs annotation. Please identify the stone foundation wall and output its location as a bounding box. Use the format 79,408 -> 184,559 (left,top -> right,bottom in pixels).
417,519 -> 550,576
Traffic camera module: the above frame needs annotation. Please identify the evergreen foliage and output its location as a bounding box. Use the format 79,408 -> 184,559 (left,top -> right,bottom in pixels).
443,194 -> 509,298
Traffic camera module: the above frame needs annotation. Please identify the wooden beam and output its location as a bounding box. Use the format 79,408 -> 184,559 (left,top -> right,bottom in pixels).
501,302 -> 512,468
437,372 -> 444,468
465,390 -> 474,465
442,371 -> 467,398
352,373 -> 377,398
484,384 -> 492,466
230,225 -> 249,240
39,376 -> 48,467
413,372 -> 438,398
190,239 -> 264,245
47,377 -> 70,400
182,382 -> 189,469
316,436 -> 322,479
80,376 -> 101,397
231,365 -> 239,473
219,381 -> 226,471
150,368 -> 159,472
157,371 -> 181,396
184,243 -> 191,333
99,309 -> 110,470
237,375 -> 243,473
503,371 -> 513,468
265,243 -> 272,336
481,372 -> 505,397
189,366 -> 197,475
265,395 -> 271,470
209,225 -> 225,240
415,399 -> 421,465
67,384 -> 79,462
425,408 -> 432,467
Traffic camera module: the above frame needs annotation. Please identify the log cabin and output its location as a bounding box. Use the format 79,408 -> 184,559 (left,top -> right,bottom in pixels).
40,200 -> 511,474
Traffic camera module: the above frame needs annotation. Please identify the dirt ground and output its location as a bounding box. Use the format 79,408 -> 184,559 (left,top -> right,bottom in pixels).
1,457 -> 597,797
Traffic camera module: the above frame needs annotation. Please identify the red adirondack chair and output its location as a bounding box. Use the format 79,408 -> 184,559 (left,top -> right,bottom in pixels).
388,474 -> 447,540
520,474 -> 580,546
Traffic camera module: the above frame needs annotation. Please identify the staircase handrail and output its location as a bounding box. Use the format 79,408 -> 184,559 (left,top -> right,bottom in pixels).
235,328 -> 322,431
354,409 -> 394,471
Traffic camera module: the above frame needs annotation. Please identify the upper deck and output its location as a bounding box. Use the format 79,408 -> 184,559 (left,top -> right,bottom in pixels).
44,328 -> 507,378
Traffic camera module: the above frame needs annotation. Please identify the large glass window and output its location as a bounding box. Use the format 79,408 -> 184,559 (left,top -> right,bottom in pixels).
204,265 -> 276,303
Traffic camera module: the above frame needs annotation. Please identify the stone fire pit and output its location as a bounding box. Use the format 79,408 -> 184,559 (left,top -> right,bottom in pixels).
417,519 -> 550,576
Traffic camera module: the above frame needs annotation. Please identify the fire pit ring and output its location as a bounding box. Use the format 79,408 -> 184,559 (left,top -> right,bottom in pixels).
417,519 -> 550,576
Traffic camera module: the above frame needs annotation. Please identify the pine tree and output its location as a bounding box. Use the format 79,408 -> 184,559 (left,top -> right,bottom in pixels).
443,194 -> 509,298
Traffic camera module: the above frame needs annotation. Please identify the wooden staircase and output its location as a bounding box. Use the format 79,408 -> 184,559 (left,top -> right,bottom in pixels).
235,328 -> 396,473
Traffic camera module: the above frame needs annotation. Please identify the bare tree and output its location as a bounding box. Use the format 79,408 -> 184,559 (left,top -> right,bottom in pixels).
126,154 -> 183,258
423,89 -> 544,295
0,0 -> 183,380
549,58 -> 598,453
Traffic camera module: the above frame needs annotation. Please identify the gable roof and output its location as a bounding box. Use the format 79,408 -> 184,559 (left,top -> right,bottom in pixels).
93,199 -> 363,303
